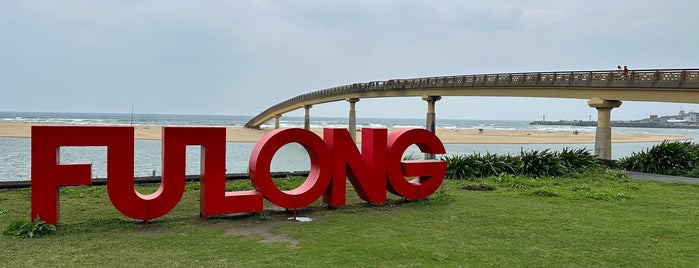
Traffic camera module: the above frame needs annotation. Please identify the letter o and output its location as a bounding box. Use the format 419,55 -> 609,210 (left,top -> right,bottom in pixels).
249,128 -> 332,209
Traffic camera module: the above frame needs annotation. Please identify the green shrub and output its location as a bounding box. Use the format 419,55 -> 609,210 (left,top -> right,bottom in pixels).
619,141 -> 699,177
3,216 -> 56,238
442,148 -> 596,180
686,169 -> 699,178
556,148 -> 599,172
442,154 -> 481,180
479,152 -> 520,177
519,149 -> 565,178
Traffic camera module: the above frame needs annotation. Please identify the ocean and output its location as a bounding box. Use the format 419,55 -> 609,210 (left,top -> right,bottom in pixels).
1,111 -> 698,182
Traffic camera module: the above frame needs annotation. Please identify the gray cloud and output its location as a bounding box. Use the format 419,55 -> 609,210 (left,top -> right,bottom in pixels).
1,0 -> 698,119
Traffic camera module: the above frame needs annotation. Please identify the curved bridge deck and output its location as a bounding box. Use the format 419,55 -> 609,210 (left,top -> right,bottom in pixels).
245,69 -> 699,128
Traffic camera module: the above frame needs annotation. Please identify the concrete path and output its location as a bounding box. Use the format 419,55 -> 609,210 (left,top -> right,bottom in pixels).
627,171 -> 699,185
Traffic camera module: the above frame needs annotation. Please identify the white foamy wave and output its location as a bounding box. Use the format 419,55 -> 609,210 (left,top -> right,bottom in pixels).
439,125 -> 458,129
393,125 -> 423,128
366,123 -> 387,128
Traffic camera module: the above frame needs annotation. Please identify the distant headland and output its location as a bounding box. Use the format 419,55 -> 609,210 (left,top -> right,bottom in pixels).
531,109 -> 699,129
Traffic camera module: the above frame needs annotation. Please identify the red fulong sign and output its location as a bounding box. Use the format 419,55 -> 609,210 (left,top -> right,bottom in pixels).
31,126 -> 446,225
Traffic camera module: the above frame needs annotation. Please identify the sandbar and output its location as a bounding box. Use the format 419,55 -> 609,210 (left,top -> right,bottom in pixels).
0,122 -> 691,144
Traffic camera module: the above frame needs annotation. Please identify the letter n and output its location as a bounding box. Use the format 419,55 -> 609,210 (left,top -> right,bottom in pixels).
323,128 -> 387,207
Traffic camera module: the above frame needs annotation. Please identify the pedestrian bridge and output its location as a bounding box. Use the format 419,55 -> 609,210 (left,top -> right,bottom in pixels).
244,68 -> 699,159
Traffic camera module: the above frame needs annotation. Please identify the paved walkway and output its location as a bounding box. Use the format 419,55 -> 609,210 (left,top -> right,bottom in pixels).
627,171 -> 699,185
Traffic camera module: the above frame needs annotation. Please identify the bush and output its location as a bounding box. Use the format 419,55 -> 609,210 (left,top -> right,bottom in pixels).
556,147 -> 600,172
442,148 -> 598,180
619,141 -> 699,177
443,154 -> 481,180
519,149 -> 565,178
479,153 -> 520,177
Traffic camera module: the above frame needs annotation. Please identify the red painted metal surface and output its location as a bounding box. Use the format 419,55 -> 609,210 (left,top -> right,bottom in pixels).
249,128 -> 332,209
31,126 -> 447,225
323,128 -> 387,206
386,128 -> 447,200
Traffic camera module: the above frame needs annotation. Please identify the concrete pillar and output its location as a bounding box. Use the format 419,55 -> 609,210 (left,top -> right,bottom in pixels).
274,114 -> 281,129
588,98 -> 622,160
422,95 -> 441,134
347,98 -> 360,142
303,105 -> 312,130
422,95 -> 441,159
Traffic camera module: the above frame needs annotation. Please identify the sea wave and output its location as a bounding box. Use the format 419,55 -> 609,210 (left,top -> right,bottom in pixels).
2,112 -> 698,182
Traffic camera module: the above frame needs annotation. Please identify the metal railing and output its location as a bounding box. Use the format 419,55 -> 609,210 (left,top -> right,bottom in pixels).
245,69 -> 699,128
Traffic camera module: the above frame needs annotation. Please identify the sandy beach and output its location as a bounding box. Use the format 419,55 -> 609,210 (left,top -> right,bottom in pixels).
0,122 -> 691,144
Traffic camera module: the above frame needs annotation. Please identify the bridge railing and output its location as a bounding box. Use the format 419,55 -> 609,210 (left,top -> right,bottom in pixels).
278,69 -> 699,103
244,68 -> 699,128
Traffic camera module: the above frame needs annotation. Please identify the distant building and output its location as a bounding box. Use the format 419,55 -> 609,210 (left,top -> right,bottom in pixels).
668,109 -> 699,126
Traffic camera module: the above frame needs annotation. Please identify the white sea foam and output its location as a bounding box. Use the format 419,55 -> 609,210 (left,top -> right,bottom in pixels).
1,112 -> 698,182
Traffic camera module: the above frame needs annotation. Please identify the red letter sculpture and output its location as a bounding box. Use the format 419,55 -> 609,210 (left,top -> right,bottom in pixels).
32,126 -> 143,225
31,126 -> 247,224
386,128 -> 447,201
31,126 -> 447,225
186,127 -> 262,220
323,128 -> 387,207
249,128 -> 332,209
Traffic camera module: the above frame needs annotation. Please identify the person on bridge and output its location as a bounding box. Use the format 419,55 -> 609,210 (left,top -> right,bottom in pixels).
617,66 -> 622,79
623,66 -> 629,79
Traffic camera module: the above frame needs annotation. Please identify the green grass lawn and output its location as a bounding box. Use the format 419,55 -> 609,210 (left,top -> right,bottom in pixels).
2,169 -> 699,267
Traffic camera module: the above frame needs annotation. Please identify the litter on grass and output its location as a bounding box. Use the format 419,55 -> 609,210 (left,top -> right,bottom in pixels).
288,217 -> 312,222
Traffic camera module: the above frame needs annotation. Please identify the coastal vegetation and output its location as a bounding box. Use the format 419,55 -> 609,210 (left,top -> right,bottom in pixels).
442,147 -> 599,180
3,165 -> 699,266
619,140 -> 699,178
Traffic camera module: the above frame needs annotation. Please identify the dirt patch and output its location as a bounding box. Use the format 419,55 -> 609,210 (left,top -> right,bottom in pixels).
133,227 -> 168,237
222,220 -> 300,247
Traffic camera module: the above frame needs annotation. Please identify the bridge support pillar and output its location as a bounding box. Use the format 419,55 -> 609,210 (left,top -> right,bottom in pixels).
347,98 -> 360,142
303,105 -> 313,130
274,114 -> 282,129
422,95 -> 441,133
588,98 -> 622,160
423,95 -> 441,159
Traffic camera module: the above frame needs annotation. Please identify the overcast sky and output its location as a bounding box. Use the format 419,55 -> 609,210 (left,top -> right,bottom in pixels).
2,0 -> 698,121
